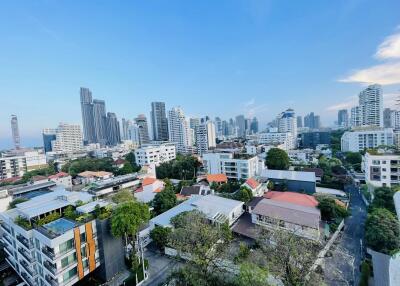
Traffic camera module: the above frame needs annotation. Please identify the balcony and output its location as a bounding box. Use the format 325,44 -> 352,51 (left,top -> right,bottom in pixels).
17,234 -> 32,250
43,260 -> 57,275
18,247 -> 34,263
42,246 -> 56,260
21,271 -> 34,286
2,233 -> 13,246
20,259 -> 37,278
1,223 -> 11,234
46,274 -> 59,286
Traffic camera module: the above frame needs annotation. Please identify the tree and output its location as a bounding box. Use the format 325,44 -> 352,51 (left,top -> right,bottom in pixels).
316,195 -> 348,221
125,152 -> 141,172
256,227 -> 321,286
234,187 -> 253,203
167,211 -> 233,285
150,226 -> 172,250
111,201 -> 150,247
265,148 -> 290,170
370,187 -> 396,213
156,155 -> 200,180
365,208 -> 400,254
61,157 -> 117,177
153,187 -> 177,215
112,189 -> 134,204
8,197 -> 29,209
236,262 -> 270,286
116,162 -> 135,175
267,181 -> 274,190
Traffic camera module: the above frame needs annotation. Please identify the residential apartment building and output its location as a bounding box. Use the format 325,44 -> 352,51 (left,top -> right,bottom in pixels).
341,128 -> 394,152
0,150 -> 47,180
105,112 -> 121,146
277,109 -> 297,142
134,143 -> 176,166
363,152 -> 400,188
257,132 -> 295,151
351,106 -> 361,127
300,131 -> 331,149
11,115 -> 21,150
338,109 -> 349,128
134,114 -> 150,146
0,189 -> 125,286
52,123 -> 84,153
359,84 -> 383,127
168,107 -> 192,154
202,152 -> 259,180
42,129 -> 57,153
304,112 -> 321,129
151,102 -> 169,141
196,121 -> 216,155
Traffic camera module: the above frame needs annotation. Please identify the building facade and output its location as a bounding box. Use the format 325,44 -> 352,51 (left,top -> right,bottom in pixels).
80,87 -> 96,144
0,150 -> 46,180
363,152 -> 400,188
151,102 -> 169,141
196,121 -> 216,155
52,123 -> 84,153
257,132 -> 295,151
11,115 -> 21,150
168,107 -> 191,154
105,113 -> 120,146
359,84 -> 383,127
134,143 -> 176,166
338,109 -> 349,128
341,128 -> 394,152
135,114 -> 150,146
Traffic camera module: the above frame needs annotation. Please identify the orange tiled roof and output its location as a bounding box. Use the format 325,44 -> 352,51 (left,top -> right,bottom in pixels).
48,172 -> 69,179
152,187 -> 163,193
78,171 -> 112,178
142,177 -> 157,186
264,191 -> 318,208
245,178 -> 260,189
206,174 -> 228,183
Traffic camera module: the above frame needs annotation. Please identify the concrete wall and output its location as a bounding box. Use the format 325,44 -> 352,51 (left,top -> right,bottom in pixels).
95,219 -> 126,281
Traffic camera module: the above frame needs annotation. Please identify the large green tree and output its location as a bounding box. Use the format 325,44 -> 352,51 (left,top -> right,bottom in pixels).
150,226 -> 172,250
152,186 -> 177,215
112,189 -> 134,204
265,148 -> 290,170
62,157 -> 117,177
111,201 -> 150,246
125,152 -> 141,172
156,155 -> 200,180
370,187 -> 396,213
234,187 -> 253,203
365,208 -> 400,254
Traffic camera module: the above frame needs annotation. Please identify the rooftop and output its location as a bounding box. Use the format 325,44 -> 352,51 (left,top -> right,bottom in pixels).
78,171 -> 113,178
14,188 -> 93,219
42,218 -> 77,236
206,174 -> 228,183
264,191 -> 319,208
76,200 -> 111,214
262,169 -> 316,182
48,172 -> 70,179
252,198 -> 320,229
244,178 -> 260,189
142,177 -> 157,186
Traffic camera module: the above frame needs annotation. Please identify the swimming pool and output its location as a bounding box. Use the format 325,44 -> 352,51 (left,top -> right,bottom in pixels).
43,218 -> 76,235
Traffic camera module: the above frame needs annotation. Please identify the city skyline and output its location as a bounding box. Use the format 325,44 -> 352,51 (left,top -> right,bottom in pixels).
1,1 -> 400,148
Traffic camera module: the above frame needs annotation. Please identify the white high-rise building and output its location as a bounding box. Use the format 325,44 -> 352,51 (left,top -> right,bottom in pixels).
358,84 -> 383,127
351,106 -> 361,127
134,143 -> 176,166
276,109 -> 297,148
341,128 -> 394,152
196,121 -> 216,155
168,107 -> 191,154
52,123 -> 84,153
391,110 -> 400,129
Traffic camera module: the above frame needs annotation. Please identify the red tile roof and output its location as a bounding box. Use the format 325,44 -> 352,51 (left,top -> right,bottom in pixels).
245,178 -> 260,189
142,177 -> 157,186
48,172 -> 69,179
264,191 -> 318,208
206,174 -> 228,183
152,187 -> 163,193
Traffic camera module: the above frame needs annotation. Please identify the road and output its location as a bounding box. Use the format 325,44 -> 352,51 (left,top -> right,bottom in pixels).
324,183 -> 367,285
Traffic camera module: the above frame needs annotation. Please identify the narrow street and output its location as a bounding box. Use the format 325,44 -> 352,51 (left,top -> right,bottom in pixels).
323,184 -> 367,285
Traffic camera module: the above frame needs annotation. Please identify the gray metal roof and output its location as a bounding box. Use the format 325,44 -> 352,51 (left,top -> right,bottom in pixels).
262,169 -> 316,182
252,198 -> 320,229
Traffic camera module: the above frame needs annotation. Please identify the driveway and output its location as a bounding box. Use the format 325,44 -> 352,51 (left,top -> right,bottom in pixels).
323,184 -> 367,285
141,247 -> 182,286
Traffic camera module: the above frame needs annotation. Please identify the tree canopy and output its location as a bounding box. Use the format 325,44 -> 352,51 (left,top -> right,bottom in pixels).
152,185 -> 177,215
365,208 -> 400,255
156,154 -> 200,180
265,148 -> 290,170
316,195 -> 348,221
234,187 -> 253,203
62,157 -> 117,177
150,226 -> 172,250
112,189 -> 134,204
370,187 -> 396,214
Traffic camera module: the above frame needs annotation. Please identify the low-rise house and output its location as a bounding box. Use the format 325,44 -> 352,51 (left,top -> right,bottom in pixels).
134,177 -> 165,203
85,173 -> 140,198
262,169 -> 316,194
303,168 -> 324,182
48,172 -> 73,189
241,177 -> 268,197
250,192 -> 321,241
113,158 -> 126,169
77,171 -> 114,185
179,184 -> 212,199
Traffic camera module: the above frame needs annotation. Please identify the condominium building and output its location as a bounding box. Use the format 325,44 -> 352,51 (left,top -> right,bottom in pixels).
338,109 -> 349,128
151,102 -> 169,141
11,115 -> 21,150
42,129 -> 57,153
134,143 -> 176,166
80,87 -> 96,144
52,123 -> 83,153
168,107 -> 192,154
257,132 -> 295,151
304,112 -> 321,129
105,112 -> 121,146
351,106 -> 361,127
196,121 -> 216,155
202,152 -> 259,180
277,109 -> 297,148
0,189 -> 125,286
92,99 -> 107,146
359,84 -> 383,127
341,128 -> 394,152
0,150 -> 47,180
363,152 -> 400,188
135,114 -> 150,145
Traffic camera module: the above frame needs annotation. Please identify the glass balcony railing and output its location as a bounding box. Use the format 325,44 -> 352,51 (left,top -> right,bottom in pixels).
17,234 -> 32,249
1,223 -> 11,234
43,260 -> 57,275
46,275 -> 59,286
18,247 -> 34,263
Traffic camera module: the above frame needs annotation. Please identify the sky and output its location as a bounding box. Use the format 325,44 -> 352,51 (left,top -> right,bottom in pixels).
1,0 -> 400,149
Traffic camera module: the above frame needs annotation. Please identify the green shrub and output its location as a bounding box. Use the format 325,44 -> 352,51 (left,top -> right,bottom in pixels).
37,212 -> 61,226
14,216 -> 32,230
359,261 -> 371,286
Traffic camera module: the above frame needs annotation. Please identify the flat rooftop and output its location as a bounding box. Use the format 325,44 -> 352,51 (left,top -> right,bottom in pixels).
262,169 -> 316,182
43,218 -> 77,236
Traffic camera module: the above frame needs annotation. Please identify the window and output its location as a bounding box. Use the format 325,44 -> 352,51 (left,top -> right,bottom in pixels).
63,267 -> 77,283
59,239 -> 74,254
80,232 -> 86,243
61,253 -> 77,269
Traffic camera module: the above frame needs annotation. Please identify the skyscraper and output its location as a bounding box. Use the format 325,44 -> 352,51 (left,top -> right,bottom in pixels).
151,102 -> 169,141
277,108 -> 297,148
214,117 -> 222,137
235,115 -> 246,137
250,117 -> 259,134
351,106 -> 361,127
304,112 -> 321,129
196,121 -> 216,155
80,87 -> 96,144
93,99 -> 107,145
135,114 -> 150,145
359,84 -> 383,127
338,109 -> 349,128
106,112 -> 121,146
168,107 -> 191,154
297,116 -> 303,128
42,128 -> 57,153
10,115 -> 21,149
52,123 -> 83,152
383,108 -> 393,128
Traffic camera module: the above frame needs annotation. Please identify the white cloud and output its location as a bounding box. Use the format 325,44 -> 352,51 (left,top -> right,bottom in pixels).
340,26 -> 400,85
375,32 -> 400,59
384,92 -> 400,108
325,96 -> 357,112
339,62 -> 400,85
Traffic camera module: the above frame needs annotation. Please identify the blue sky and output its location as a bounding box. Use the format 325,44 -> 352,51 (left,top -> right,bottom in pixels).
1,0 -> 400,149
